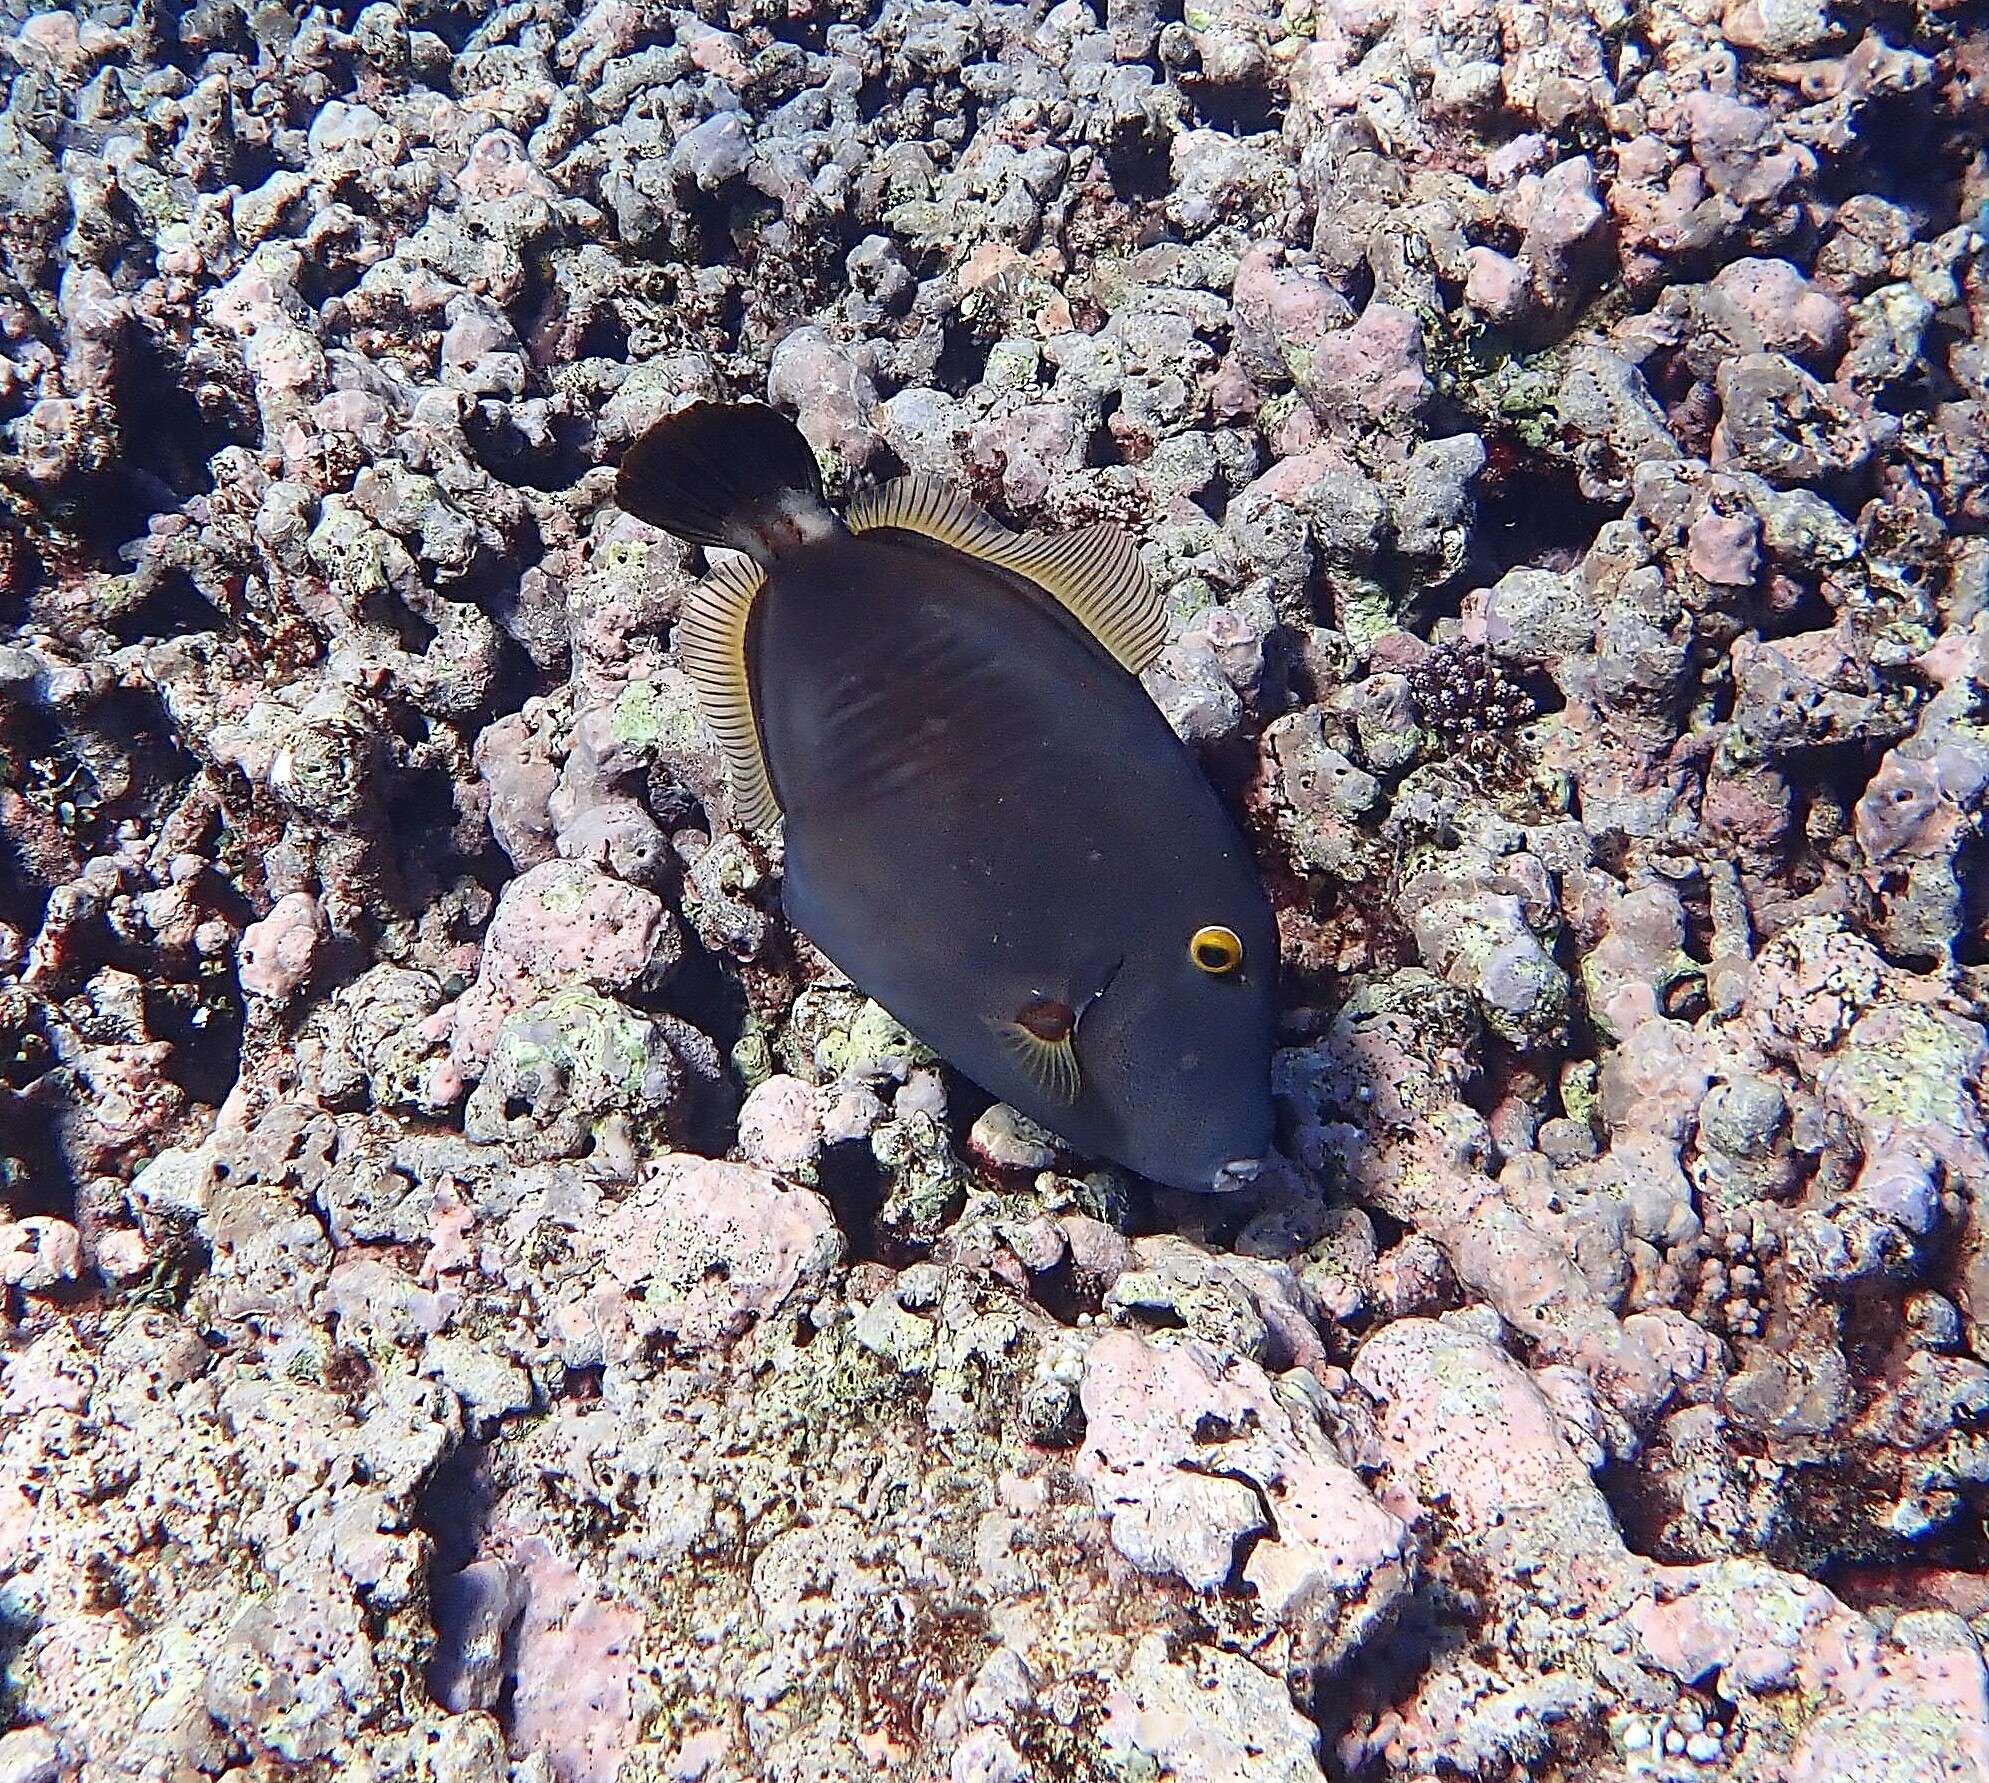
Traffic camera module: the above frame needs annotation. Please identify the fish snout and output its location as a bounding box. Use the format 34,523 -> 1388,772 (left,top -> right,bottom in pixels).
1208,1156 -> 1267,1194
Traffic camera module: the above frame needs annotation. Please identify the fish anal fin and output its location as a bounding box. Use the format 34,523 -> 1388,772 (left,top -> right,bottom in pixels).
678,551 -> 782,835
849,475 -> 1168,675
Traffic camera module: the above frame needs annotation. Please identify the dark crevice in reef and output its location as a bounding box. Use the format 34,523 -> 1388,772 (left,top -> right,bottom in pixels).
943,1074 -> 997,1153
0,685 -> 201,883
1084,395 -> 1130,468
227,135 -> 282,195
481,625 -> 557,728
417,1437 -> 501,1578
1191,480 -> 1229,525
393,0 -> 489,53
765,0 -> 872,52
1470,429 -> 1622,583
38,464 -> 178,572
1813,83 -> 1965,227
506,256 -> 557,385
1316,1569 -> 1473,1783
854,68 -> 896,125
0,519 -> 37,631
1820,1466 -> 1989,1599
1790,738 -> 1899,846
1104,137 -> 1175,209
820,1140 -> 892,1266
107,567 -> 230,644
1954,834 -> 1989,967
645,935 -> 746,1154
1507,661 -> 1568,723
295,251 -> 368,311
931,323 -> 996,399
419,1438 -> 530,1729
386,757 -> 465,851
669,189 -> 755,281
863,438 -> 911,488
93,686 -> 204,833
0,830 -> 54,938
452,520 -> 553,674
1594,1454 -> 1684,1564
462,403 -> 595,494
0,1600 -> 37,1725
393,591 -> 445,660
91,328 -> 250,561
0,1082 -> 80,1224
1187,83 -> 1283,138
156,977 -> 247,1111
0,686 -> 68,932
385,766 -> 508,925
523,274 -> 632,373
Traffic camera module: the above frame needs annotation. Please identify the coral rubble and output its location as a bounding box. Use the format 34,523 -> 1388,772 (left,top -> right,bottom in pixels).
2,0 -> 1988,1775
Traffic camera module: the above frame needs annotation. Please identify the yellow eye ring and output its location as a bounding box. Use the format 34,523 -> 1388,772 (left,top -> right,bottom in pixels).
1190,925 -> 1244,975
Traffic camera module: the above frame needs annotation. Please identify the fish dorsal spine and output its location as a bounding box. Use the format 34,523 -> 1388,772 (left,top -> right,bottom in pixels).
847,475 -> 1168,676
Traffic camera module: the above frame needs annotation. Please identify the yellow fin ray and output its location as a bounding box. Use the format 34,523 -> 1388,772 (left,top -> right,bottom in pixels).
848,475 -> 1167,675
988,1016 -> 1083,1105
677,551 -> 782,835
847,474 -> 1014,558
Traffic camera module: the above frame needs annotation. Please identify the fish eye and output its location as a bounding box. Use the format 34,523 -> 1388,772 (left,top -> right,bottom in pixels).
1189,925 -> 1244,975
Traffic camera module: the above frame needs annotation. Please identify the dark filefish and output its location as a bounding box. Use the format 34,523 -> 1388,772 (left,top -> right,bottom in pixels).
616,401 -> 1276,1193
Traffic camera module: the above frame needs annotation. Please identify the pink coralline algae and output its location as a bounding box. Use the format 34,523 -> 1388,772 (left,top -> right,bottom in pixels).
236,889 -> 330,1002
1078,1327 -> 1412,1663
4,0 -> 1989,1772
527,1156 -> 844,1364
449,859 -> 681,1073
495,1534 -> 643,1783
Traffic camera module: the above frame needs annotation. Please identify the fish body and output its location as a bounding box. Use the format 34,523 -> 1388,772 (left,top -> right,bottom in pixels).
617,402 -> 1276,1193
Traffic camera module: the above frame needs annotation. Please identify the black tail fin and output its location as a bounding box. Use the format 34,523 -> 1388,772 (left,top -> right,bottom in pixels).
615,400 -> 830,558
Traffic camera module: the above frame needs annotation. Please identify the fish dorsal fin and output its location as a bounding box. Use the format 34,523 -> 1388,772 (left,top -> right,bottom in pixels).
848,475 -> 1167,674
676,551 -> 782,835
996,525 -> 1168,675
847,474 -> 1014,558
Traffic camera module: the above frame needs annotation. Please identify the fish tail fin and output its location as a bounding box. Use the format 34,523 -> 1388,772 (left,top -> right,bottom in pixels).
616,401 -> 834,561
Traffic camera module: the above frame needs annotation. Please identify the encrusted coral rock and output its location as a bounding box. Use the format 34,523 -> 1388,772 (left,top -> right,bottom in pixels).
1078,1329 -> 1412,1665
8,0 -> 1989,1771
532,1157 -> 842,1360
462,989 -> 718,1173
236,891 -> 330,1003
451,861 -> 681,1074
1101,1636 -> 1325,1783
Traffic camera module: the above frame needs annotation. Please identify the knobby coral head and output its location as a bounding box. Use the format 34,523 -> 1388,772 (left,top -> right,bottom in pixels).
0,0 -> 1985,1778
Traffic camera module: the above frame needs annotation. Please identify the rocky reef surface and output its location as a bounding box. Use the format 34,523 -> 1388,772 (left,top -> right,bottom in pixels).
3,0 -> 1989,1777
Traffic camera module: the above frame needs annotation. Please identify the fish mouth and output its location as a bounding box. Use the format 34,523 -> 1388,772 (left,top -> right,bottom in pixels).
1208,1156 -> 1266,1194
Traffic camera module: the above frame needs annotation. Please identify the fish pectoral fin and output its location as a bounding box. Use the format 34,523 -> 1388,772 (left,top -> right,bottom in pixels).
848,476 -> 1167,676
678,551 -> 783,835
987,1016 -> 1084,1106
